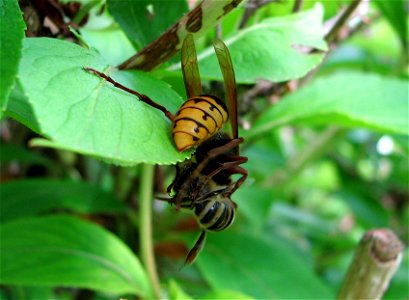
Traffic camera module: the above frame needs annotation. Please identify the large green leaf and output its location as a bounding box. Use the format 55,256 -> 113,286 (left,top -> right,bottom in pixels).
10,37 -> 189,165
0,179 -> 126,223
0,0 -> 26,117
196,231 -> 334,298
0,215 -> 152,297
374,0 -> 408,52
197,4 -> 327,84
250,71 -> 408,138
233,185 -> 275,231
107,0 -> 188,50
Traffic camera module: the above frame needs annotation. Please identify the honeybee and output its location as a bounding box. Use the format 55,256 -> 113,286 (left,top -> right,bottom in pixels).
85,34 -> 247,265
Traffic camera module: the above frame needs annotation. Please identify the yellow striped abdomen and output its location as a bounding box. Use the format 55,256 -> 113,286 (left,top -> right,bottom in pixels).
172,95 -> 228,152
194,197 -> 236,232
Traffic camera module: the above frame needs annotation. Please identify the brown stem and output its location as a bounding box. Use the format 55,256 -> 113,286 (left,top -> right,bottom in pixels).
238,0 -> 276,29
292,0 -> 303,13
337,229 -> 403,300
325,0 -> 363,44
117,0 -> 243,71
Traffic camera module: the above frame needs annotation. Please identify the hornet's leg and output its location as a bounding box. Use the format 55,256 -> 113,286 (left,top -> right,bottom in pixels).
83,67 -> 174,121
192,156 -> 248,199
224,166 -> 248,196
181,230 -> 207,268
175,138 -> 244,206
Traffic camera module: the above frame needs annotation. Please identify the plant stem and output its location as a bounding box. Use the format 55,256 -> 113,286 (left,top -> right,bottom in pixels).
325,0 -> 363,44
292,0 -> 303,13
118,0 -> 243,71
337,229 -> 403,300
139,163 -> 161,299
238,0 -> 275,29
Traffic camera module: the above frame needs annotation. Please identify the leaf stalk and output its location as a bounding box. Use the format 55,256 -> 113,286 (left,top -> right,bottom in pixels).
139,163 -> 161,299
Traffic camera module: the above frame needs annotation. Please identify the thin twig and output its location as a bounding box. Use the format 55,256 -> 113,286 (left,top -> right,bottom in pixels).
325,0 -> 363,44
299,0 -> 366,86
238,0 -> 276,29
292,0 -> 303,13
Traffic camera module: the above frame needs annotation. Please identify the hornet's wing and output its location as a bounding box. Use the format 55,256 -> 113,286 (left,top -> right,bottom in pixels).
181,34 -> 202,98
213,39 -> 238,140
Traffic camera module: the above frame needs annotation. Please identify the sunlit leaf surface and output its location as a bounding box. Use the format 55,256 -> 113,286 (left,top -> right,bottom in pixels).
13,38 -> 189,165
250,71 -> 408,138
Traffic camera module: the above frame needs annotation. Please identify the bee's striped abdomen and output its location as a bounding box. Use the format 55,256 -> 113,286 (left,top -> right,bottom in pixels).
172,95 -> 228,152
194,199 -> 235,232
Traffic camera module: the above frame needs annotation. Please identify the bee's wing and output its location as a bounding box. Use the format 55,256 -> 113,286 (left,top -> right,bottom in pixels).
213,39 -> 238,139
181,34 -> 202,98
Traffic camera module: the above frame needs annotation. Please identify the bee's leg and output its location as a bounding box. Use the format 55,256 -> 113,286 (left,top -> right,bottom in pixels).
181,230 -> 207,268
177,138 -> 244,205
192,138 -> 244,178
224,166 -> 248,196
155,195 -> 174,203
206,137 -> 244,158
166,163 -> 182,195
194,165 -> 247,208
83,67 -> 174,121
154,195 -> 189,212
188,138 -> 245,198
193,157 -> 247,198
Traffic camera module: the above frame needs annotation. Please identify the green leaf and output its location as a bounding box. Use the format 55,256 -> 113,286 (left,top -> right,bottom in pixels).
374,0 -> 408,52
234,185 -> 275,231
0,179 -> 126,223
13,37 -> 189,165
5,80 -> 41,133
202,290 -> 254,300
0,144 -> 52,166
0,0 -> 26,117
107,0 -> 188,50
0,215 -> 152,297
384,251 -> 409,300
168,279 -> 193,300
271,203 -> 339,238
80,24 -> 136,66
338,183 -> 389,228
250,71 -> 409,139
197,4 -> 327,84
196,231 -> 334,298
6,286 -> 56,300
